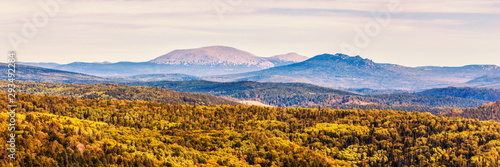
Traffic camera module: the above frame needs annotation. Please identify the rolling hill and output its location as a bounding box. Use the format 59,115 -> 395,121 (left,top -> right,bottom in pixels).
126,80 -> 490,112
0,81 -> 238,106
414,87 -> 500,101
442,101 -> 500,122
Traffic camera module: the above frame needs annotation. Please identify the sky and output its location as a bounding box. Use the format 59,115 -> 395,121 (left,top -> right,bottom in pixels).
1,0 -> 499,67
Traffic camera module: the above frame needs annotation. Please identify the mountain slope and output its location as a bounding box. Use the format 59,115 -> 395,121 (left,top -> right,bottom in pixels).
442,101 -> 500,121
414,87 -> 500,101
0,81 -> 238,105
409,65 -> 500,85
0,63 -> 107,84
464,75 -> 500,88
265,52 -> 309,66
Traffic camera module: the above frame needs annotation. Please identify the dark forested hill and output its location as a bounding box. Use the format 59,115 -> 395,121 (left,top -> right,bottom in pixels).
128,80 -> 357,96
0,81 -> 238,106
2,77 -> 491,112
127,80 -> 490,111
414,87 -> 500,101
1,93 -> 500,166
442,101 -> 500,122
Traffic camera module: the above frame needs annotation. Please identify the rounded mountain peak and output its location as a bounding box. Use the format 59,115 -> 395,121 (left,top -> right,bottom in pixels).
149,46 -> 274,68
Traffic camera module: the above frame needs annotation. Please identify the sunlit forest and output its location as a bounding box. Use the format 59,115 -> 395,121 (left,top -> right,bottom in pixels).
0,81 -> 238,106
1,93 -> 500,166
443,101 -> 500,122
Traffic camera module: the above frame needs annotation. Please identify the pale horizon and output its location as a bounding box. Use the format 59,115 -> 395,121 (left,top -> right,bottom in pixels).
2,0 -> 499,67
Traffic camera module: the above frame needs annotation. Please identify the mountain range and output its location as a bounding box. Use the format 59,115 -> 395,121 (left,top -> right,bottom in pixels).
207,53 -> 500,90
22,46 -> 308,77
18,46 -> 500,90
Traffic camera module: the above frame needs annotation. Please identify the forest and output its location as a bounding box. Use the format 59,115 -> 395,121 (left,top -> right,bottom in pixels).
128,80 -> 491,110
442,101 -> 500,122
0,81 -> 237,106
1,81 -> 494,115
1,93 -> 500,166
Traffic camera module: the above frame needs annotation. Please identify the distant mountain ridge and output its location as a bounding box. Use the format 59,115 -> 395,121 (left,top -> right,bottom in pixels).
207,53 -> 415,88
17,46 -> 500,90
413,87 -> 500,102
22,46 -> 310,77
207,53 -> 500,90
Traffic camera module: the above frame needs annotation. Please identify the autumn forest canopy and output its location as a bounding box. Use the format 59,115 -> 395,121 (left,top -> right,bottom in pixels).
1,92 -> 500,166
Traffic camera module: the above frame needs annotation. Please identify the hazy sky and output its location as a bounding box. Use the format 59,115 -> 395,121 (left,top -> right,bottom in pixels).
1,0 -> 499,66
